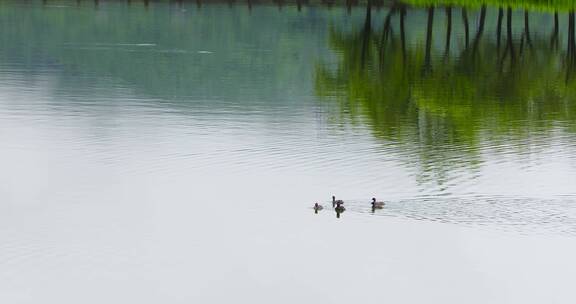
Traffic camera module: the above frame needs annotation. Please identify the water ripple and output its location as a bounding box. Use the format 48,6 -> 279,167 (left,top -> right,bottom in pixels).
326,195 -> 576,236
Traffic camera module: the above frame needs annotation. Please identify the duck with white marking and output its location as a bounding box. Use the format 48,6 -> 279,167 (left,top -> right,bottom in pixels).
335,201 -> 345,218
371,197 -> 385,209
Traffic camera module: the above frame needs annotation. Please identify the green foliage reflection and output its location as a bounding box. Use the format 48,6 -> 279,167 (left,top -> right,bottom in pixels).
316,5 -> 576,179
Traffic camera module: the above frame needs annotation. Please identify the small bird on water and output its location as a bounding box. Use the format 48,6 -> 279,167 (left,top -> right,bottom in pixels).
371,197 -> 385,209
332,195 -> 344,208
334,201 -> 345,218
314,203 -> 324,213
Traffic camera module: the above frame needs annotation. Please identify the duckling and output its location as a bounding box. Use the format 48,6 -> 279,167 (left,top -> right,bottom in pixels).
314,203 -> 324,213
332,195 -> 344,208
371,197 -> 385,209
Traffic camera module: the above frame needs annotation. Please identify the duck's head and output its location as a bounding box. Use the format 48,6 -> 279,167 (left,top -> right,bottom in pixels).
372,197 -> 376,203
332,195 -> 336,202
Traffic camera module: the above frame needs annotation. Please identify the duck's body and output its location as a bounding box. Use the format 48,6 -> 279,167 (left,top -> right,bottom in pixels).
332,195 -> 344,208
371,197 -> 385,209
334,201 -> 345,218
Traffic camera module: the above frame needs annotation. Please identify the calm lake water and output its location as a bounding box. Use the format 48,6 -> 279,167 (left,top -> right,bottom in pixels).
1,1 -> 576,303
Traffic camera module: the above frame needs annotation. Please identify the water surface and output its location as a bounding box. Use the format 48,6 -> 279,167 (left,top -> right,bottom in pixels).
1,1 -> 576,303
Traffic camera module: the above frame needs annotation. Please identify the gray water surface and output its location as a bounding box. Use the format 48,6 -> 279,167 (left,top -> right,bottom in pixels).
1,1 -> 576,303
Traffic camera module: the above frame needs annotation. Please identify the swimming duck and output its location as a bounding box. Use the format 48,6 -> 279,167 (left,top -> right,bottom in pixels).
335,201 -> 346,212
314,203 -> 324,212
371,197 -> 385,209
332,195 -> 344,208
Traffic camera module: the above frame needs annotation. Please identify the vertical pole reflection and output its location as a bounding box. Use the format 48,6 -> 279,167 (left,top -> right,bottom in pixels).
379,8 -> 395,70
567,11 -> 576,82
346,0 -> 352,15
400,6 -> 407,61
424,6 -> 434,73
497,7 -> 504,51
472,5 -> 486,56
444,6 -> 452,59
524,10 -> 532,47
569,12 -> 573,61
507,7 -> 515,64
360,2 -> 372,69
462,8 -> 469,48
475,5 -> 487,41
551,11 -> 559,49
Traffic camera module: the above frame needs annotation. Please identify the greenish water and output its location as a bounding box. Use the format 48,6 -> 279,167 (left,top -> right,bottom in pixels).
317,5 -> 576,185
1,1 -> 576,303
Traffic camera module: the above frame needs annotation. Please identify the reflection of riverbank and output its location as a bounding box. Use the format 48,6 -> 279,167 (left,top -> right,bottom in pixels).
405,0 -> 576,12
0,0 -> 332,112
316,4 -> 576,139
315,4 -> 576,185
35,0 -> 576,13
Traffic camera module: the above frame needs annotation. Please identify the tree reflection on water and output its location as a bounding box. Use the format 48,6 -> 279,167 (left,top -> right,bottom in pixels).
316,4 -> 576,184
